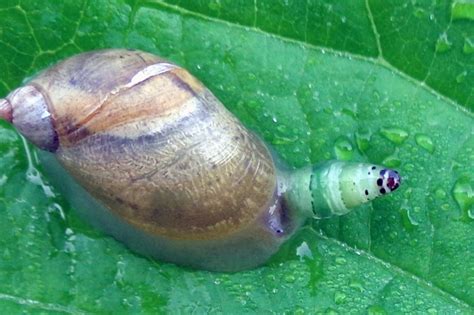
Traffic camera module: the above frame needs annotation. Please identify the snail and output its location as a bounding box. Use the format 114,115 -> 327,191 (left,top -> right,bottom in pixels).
0,49 -> 401,272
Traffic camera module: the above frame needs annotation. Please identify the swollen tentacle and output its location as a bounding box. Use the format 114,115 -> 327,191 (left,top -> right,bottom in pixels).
285,161 -> 401,219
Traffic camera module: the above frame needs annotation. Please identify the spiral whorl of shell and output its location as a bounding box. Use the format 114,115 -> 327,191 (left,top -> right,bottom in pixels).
2,50 -> 279,241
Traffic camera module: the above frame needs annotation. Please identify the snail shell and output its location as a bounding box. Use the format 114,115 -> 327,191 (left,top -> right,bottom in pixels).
4,49 -> 295,271
0,49 -> 401,271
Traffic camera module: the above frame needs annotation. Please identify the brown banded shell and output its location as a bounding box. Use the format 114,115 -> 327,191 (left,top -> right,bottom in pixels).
3,49 -> 299,271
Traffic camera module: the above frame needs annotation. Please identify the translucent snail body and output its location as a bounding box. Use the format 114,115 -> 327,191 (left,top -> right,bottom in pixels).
0,49 -> 400,271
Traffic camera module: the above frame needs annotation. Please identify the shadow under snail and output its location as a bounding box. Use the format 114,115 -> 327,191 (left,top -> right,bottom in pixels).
0,49 -> 401,272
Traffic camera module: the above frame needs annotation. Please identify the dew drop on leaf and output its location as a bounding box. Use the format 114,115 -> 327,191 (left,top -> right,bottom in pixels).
380,127 -> 409,145
334,136 -> 354,160
324,307 -> 338,315
451,0 -> 474,21
284,275 -> 296,283
434,187 -> 447,200
0,174 -> 7,186
334,291 -> 347,304
341,108 -> 357,119
452,176 -> 474,221
441,203 -> 451,211
456,71 -> 469,85
355,129 -> 371,153
349,279 -> 365,292
295,241 -> 313,261
415,133 -> 435,153
373,90 -> 381,100
246,99 -> 259,109
335,257 -> 346,265
435,33 -> 452,53
382,152 -> 402,168
414,8 -> 426,18
247,72 -> 257,82
323,107 -> 333,115
463,37 -> 474,54
399,207 -> 419,231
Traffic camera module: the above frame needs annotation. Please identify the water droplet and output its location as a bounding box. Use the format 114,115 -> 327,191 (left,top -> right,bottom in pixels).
389,231 -> 398,239
400,207 -> 419,231
276,125 -> 289,134
271,135 -> 298,145
323,107 -> 333,115
334,136 -> 354,160
452,177 -> 474,221
435,33 -> 452,53
367,305 -> 388,315
20,136 -> 56,198
415,134 -> 435,153
0,174 -> 7,186
247,100 -> 259,109
463,38 -> 474,54
380,127 -> 409,144
335,257 -> 346,265
284,275 -> 296,283
451,0 -> 474,21
334,291 -> 346,304
455,70 -> 468,83
349,279 -> 364,292
355,130 -> 371,153
296,241 -> 313,261
414,8 -> 426,18
434,188 -> 447,200
341,108 -> 357,119
324,307 -> 338,315
382,153 -> 402,168
294,308 -> 305,315
373,91 -> 381,100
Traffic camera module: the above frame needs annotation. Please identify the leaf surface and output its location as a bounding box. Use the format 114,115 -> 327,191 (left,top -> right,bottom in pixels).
0,0 -> 472,313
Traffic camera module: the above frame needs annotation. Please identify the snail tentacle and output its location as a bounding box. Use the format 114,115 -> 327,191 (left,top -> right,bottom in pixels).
285,161 -> 401,219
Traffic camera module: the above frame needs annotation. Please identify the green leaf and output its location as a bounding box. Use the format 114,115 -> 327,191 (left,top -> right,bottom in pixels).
0,0 -> 473,313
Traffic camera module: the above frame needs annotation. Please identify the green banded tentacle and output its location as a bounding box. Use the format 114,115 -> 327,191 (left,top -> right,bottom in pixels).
284,161 -> 401,219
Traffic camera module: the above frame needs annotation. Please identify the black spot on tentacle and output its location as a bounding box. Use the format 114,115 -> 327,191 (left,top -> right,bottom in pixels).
372,166 -> 376,170
380,188 -> 386,194
365,190 -> 369,195
377,178 -> 383,186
